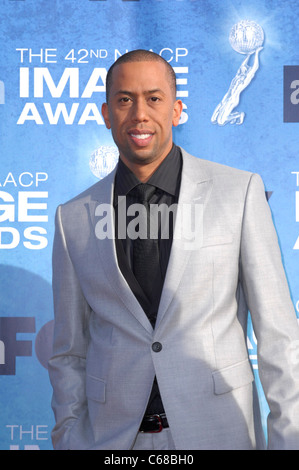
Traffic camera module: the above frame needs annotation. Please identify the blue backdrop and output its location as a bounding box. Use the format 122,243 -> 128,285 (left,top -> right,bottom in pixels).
0,0 -> 298,449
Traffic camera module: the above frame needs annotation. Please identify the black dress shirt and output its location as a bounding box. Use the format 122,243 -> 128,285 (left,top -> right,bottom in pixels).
113,144 -> 182,415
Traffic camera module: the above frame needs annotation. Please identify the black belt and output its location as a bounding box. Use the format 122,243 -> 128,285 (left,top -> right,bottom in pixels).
139,413 -> 169,433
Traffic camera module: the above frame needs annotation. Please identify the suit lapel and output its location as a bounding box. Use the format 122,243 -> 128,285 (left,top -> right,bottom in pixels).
156,149 -> 213,328
88,169 -> 153,334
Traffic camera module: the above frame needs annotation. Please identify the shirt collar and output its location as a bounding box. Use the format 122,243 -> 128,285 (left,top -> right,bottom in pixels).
114,144 -> 182,198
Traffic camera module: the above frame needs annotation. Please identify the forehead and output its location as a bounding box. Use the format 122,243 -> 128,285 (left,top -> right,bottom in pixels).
110,60 -> 172,94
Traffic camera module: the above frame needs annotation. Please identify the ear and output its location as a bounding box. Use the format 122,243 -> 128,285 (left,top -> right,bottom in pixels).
172,100 -> 183,127
101,102 -> 111,129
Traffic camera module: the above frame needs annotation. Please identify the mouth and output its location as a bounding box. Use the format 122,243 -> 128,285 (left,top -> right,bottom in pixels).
128,130 -> 154,147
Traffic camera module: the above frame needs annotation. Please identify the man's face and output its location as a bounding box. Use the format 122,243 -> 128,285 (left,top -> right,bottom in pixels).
102,61 -> 182,170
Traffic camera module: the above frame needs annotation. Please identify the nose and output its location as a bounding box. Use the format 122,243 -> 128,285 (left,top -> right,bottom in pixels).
131,98 -> 148,122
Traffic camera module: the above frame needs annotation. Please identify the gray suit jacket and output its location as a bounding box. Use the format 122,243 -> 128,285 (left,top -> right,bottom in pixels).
48,148 -> 299,450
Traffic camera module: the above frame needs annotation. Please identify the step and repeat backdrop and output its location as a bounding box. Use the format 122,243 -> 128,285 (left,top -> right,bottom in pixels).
0,0 -> 298,450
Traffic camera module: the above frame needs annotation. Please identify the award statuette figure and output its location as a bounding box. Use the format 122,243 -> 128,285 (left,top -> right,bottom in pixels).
211,20 -> 264,126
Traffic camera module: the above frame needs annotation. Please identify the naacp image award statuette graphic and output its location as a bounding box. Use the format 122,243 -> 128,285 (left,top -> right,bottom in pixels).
89,145 -> 119,179
211,20 -> 264,126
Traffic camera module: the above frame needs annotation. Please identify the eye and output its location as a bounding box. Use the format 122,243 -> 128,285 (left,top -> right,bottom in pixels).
150,96 -> 160,102
119,97 -> 132,103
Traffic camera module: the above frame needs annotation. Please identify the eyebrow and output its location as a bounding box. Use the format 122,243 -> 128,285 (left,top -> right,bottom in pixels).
114,88 -> 166,97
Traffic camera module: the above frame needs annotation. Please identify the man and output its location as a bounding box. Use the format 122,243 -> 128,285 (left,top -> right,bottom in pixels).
48,50 -> 299,450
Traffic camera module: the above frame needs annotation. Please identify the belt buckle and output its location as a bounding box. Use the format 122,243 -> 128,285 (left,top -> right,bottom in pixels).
149,414 -> 163,433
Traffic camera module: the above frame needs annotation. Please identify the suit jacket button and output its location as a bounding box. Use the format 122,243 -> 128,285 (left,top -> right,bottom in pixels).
152,342 -> 162,352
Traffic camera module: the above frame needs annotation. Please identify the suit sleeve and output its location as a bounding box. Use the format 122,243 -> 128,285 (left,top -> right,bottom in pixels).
48,205 -> 93,450
240,173 -> 299,449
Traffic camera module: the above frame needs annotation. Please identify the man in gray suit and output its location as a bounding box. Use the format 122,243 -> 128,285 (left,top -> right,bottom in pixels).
48,50 -> 299,450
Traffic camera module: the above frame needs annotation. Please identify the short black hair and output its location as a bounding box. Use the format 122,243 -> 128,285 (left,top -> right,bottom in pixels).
105,49 -> 177,102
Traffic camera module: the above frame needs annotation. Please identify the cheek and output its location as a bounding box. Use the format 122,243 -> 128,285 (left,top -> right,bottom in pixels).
157,111 -> 173,127
161,113 -> 176,134
108,115 -> 124,134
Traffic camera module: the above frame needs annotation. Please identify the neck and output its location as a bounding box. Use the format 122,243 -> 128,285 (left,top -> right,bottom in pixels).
125,160 -> 163,182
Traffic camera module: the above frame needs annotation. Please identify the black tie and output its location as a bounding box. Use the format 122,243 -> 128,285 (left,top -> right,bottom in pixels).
132,183 -> 162,302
